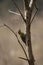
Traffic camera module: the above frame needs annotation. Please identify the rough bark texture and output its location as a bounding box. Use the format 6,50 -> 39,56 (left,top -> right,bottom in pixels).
24,0 -> 36,65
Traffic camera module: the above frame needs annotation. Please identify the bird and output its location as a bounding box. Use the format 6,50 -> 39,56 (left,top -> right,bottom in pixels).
18,30 -> 26,45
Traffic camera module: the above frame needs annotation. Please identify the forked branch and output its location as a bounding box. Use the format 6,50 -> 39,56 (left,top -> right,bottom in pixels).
19,57 -> 30,62
12,0 -> 26,23
30,4 -> 38,25
3,24 -> 30,63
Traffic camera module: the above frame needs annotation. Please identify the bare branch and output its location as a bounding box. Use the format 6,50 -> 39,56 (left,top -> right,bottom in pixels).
0,24 -> 29,63
19,57 -> 30,62
24,0 -> 29,10
8,10 -> 20,16
30,9 -> 38,24
35,3 -> 38,11
4,24 -> 16,35
29,0 -> 33,8
12,0 -> 26,23
3,24 -> 30,63
24,0 -> 36,65
30,4 -> 38,25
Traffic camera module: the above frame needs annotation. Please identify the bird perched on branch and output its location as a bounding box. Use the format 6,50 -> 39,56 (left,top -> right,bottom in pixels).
18,30 -> 26,45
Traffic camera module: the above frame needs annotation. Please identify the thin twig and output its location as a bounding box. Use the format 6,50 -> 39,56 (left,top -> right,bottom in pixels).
19,57 -> 30,62
35,3 -> 38,11
12,0 -> 26,23
4,24 -> 29,63
30,4 -> 38,25
4,24 -> 16,35
30,9 -> 37,24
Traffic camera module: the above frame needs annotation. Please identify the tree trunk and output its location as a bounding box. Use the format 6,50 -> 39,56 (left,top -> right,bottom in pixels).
24,0 -> 36,65
26,10 -> 35,65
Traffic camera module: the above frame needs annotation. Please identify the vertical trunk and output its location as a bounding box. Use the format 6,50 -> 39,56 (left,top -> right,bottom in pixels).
26,10 -> 34,65
24,0 -> 36,65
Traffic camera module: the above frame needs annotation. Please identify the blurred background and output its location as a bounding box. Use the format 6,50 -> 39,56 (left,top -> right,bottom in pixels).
0,0 -> 43,65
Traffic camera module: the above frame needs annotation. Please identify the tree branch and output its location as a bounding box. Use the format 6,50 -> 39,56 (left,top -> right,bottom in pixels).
30,4 -> 38,25
24,0 -> 30,10
24,0 -> 36,65
12,0 -> 26,23
19,57 -> 30,62
3,24 -> 30,63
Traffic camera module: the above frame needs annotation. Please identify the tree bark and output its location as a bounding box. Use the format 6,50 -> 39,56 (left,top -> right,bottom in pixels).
24,0 -> 36,65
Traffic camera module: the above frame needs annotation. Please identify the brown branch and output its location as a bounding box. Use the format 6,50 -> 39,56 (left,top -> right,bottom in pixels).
3,24 -> 30,63
30,9 -> 38,24
24,0 -> 36,65
35,3 -> 38,11
12,0 -> 26,23
24,0 -> 30,10
4,24 -> 16,35
19,57 -> 30,62
30,4 -> 38,25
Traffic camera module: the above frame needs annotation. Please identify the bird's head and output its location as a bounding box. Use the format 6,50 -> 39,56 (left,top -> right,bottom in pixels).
18,30 -> 21,35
